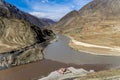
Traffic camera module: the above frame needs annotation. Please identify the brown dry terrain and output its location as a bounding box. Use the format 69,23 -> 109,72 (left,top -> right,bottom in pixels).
69,41 -> 120,56
53,0 -> 120,79
0,0 -> 55,70
75,69 -> 120,80
54,0 -> 120,55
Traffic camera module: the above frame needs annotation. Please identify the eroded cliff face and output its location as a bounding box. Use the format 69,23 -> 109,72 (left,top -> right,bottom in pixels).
0,0 -> 55,70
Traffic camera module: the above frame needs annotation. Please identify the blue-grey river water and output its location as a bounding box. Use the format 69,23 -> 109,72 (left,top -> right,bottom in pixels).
45,34 -> 120,67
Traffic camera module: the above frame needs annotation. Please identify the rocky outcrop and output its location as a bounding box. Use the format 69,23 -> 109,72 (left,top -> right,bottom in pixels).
0,0 -> 55,70
38,67 -> 120,80
0,43 -> 43,69
38,67 -> 94,80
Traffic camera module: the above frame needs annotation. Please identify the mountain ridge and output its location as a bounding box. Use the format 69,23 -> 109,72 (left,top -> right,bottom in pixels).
0,0 -> 55,70
54,0 -> 120,55
0,0 -> 55,27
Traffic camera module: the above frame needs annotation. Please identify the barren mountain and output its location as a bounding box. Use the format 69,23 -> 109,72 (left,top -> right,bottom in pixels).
0,0 -> 55,70
53,10 -> 79,32
54,0 -> 120,54
0,0 -> 55,27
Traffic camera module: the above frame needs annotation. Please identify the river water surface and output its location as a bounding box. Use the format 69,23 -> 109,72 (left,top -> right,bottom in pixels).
0,34 -> 120,80
45,34 -> 120,66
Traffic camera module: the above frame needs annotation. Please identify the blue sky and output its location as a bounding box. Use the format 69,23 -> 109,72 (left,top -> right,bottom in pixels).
5,0 -> 92,21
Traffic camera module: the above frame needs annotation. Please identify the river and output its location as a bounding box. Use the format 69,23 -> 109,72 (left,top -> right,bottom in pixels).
45,34 -> 120,66
0,34 -> 120,80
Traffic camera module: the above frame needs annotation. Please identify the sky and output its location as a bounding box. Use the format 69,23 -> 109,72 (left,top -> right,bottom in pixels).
5,0 -> 92,21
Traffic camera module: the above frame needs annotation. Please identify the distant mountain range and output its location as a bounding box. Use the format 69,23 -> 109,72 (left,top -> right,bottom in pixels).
0,0 -> 55,27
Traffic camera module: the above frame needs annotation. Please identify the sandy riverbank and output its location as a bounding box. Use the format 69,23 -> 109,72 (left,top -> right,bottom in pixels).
68,35 -> 120,56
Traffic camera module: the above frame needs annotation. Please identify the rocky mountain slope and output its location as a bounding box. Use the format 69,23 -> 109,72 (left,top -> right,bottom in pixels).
54,0 -> 120,54
53,10 -> 79,32
0,0 -> 55,70
0,0 -> 55,27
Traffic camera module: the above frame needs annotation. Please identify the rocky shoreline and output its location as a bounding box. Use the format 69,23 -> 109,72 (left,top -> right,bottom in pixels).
0,0 -> 56,70
0,42 -> 42,70
0,37 -> 55,70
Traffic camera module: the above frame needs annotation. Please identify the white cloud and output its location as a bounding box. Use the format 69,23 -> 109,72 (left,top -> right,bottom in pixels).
29,11 -> 69,21
28,2 -> 72,20
29,12 -> 47,18
25,0 -> 92,20
41,0 -> 48,3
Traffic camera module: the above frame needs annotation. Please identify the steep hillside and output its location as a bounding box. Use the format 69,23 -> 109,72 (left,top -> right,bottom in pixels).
53,10 -> 79,32
54,0 -> 120,55
0,0 -> 55,27
0,0 -> 55,70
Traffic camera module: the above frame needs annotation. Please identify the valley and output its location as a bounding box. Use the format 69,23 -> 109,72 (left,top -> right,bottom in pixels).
1,0 -> 120,80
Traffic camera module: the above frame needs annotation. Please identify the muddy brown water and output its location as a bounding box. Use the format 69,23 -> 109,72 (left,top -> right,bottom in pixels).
0,34 -> 120,80
0,60 -> 112,80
